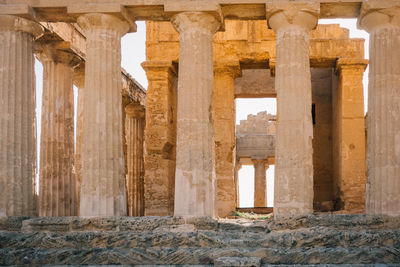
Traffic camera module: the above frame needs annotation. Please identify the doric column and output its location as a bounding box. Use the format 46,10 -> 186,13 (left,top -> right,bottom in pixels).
266,3 -> 319,217
334,58 -> 368,213
171,12 -> 221,217
359,2 -> 400,215
213,61 -> 241,217
234,162 -> 242,208
36,42 -> 81,216
253,159 -> 268,207
125,104 -> 145,216
73,64 -> 85,215
77,13 -> 129,216
0,15 -> 43,216
141,61 -> 177,216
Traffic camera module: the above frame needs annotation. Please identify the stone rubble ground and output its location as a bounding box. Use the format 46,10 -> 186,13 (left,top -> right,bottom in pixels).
1,215 -> 400,266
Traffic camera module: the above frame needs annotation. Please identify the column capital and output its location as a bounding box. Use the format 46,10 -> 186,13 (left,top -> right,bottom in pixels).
141,60 -> 177,80
68,4 -> 136,32
171,12 -> 221,35
77,13 -> 130,37
251,158 -> 269,169
335,58 -> 369,74
214,60 -> 242,78
266,2 -> 319,32
125,103 -> 145,119
0,15 -> 43,37
36,41 -> 82,68
359,0 -> 400,32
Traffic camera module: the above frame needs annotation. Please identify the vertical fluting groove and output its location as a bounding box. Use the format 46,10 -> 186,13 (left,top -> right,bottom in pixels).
0,29 -> 36,216
39,57 -> 76,217
274,26 -> 313,217
78,14 -> 127,216
367,25 -> 400,215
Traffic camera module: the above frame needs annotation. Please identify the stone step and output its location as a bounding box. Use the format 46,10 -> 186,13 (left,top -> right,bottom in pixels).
1,215 -> 400,265
1,246 -> 399,265
1,229 -> 399,250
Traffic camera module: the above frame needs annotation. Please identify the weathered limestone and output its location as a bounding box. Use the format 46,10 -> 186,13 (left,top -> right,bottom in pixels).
334,59 -> 367,213
253,159 -> 268,207
267,3 -> 319,217
0,15 -> 43,216
125,104 -> 145,216
213,61 -> 241,217
142,61 -> 177,216
76,13 -> 129,216
36,42 -> 81,217
359,1 -> 400,216
171,12 -> 221,217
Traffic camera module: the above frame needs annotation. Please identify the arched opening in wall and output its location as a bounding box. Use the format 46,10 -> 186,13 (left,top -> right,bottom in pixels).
234,67 -> 277,214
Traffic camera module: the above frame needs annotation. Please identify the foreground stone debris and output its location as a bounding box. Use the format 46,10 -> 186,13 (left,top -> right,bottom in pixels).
0,215 -> 400,265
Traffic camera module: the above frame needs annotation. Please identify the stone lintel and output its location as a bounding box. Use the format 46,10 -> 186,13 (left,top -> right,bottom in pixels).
67,3 -> 137,32
335,58 -> 368,74
164,1 -> 224,31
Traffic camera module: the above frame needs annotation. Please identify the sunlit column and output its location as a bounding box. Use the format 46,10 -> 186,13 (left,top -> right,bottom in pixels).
77,13 -> 129,216
359,1 -> 400,215
171,12 -> 221,217
266,3 -> 319,218
37,42 -> 80,216
0,16 -> 43,216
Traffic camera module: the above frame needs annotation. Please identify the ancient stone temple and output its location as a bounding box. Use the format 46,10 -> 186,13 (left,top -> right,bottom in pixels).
0,0 -> 399,265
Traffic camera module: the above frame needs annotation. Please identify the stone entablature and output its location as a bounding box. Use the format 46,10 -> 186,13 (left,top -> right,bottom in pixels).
236,112 -> 276,161
0,1 -> 378,22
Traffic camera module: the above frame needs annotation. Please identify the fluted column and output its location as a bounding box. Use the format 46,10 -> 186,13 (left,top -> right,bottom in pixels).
266,3 -> 319,217
253,159 -> 268,207
359,2 -> 400,215
125,104 -> 145,216
213,61 -> 241,217
171,12 -> 221,217
73,64 -> 85,215
37,43 -> 81,216
77,13 -> 129,216
0,16 -> 43,216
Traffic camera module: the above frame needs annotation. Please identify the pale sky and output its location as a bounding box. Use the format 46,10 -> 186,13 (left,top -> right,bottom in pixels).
34,19 -> 369,209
